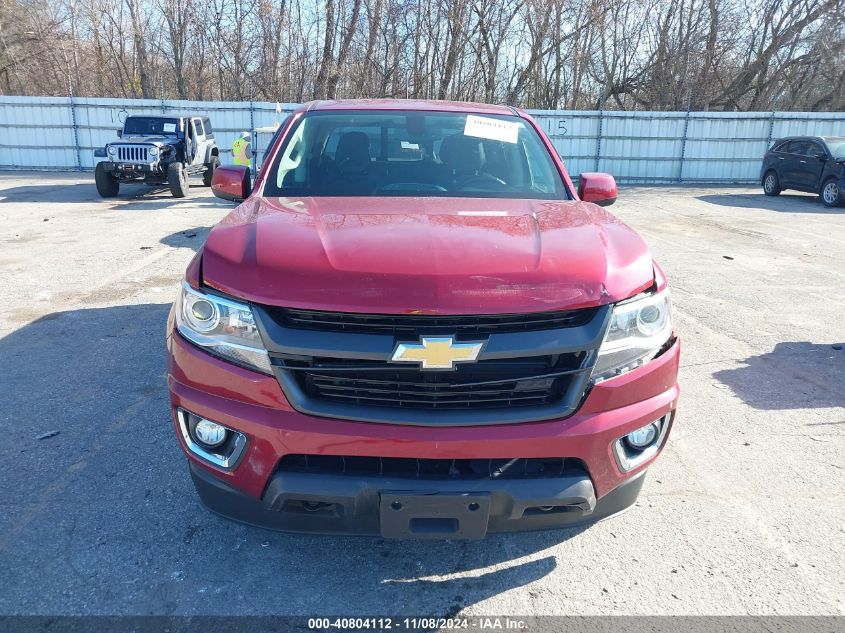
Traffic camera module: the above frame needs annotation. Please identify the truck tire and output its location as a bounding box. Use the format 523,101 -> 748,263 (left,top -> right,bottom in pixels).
168,162 -> 189,198
203,156 -> 220,187
821,178 -> 843,208
762,170 -> 781,196
95,162 -> 119,198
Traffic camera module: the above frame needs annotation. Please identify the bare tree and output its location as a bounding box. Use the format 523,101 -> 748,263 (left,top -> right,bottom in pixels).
158,0 -> 193,99
126,0 -> 154,97
0,0 -> 842,111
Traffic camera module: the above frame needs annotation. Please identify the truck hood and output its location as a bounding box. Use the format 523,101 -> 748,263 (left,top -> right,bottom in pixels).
201,196 -> 655,314
114,135 -> 172,145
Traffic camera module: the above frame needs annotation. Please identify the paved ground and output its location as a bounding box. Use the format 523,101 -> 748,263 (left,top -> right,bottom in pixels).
0,174 -> 843,616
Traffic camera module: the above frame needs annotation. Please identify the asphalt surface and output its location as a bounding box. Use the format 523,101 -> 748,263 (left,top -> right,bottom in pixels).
0,174 -> 843,616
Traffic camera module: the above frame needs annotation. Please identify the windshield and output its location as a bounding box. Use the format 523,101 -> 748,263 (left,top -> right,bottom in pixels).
123,117 -> 180,136
826,140 -> 845,159
263,111 -> 568,199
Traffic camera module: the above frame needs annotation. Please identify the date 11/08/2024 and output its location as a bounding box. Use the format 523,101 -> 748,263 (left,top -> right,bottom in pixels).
307,616 -> 530,630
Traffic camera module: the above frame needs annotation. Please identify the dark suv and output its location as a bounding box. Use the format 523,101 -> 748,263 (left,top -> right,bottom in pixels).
761,136 -> 845,207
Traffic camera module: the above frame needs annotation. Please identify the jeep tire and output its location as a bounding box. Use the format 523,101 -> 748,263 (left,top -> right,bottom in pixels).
95,162 -> 119,198
203,156 -> 220,187
168,162 -> 189,198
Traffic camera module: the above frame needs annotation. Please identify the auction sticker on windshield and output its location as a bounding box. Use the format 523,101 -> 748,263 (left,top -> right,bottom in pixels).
463,115 -> 520,144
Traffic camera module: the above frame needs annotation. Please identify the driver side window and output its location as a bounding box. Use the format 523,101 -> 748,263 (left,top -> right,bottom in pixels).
807,142 -> 825,158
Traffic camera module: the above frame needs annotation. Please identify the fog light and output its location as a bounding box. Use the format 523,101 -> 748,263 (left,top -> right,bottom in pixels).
625,422 -> 659,449
177,409 -> 247,469
193,419 -> 227,447
613,414 -> 671,473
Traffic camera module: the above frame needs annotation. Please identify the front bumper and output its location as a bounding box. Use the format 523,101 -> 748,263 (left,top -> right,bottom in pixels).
102,161 -> 160,176
167,318 -> 680,537
190,460 -> 646,538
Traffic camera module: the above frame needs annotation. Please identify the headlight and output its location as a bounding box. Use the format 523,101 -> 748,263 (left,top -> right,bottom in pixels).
148,146 -> 159,158
591,288 -> 673,383
175,282 -> 272,374
107,145 -> 117,156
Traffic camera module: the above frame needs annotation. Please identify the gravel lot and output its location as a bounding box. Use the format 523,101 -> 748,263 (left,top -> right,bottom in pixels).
0,173 -> 843,616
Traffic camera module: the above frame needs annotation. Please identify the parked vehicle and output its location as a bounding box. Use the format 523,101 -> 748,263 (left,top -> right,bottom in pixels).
166,100 -> 680,539
761,136 -> 845,207
94,115 -> 219,198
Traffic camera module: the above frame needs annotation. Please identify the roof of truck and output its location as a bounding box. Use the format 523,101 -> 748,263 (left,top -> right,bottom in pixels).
304,99 -> 518,116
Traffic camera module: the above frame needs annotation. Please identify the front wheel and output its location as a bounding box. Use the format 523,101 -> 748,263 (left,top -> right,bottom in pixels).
203,156 -> 220,187
95,162 -> 119,198
762,170 -> 781,196
821,179 -> 844,208
168,162 -> 189,198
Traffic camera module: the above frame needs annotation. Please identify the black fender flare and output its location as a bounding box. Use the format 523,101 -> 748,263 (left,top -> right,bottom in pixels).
203,144 -> 219,164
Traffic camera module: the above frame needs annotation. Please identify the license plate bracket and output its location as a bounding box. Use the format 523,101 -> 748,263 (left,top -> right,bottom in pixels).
380,492 -> 491,539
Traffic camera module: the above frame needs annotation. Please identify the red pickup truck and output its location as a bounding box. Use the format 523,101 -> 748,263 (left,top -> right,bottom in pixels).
166,100 -> 680,539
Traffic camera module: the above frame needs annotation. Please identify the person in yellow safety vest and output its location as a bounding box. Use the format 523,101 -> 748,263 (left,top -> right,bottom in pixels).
232,131 -> 253,167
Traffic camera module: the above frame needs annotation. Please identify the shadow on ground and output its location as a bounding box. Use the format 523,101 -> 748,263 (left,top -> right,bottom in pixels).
713,341 -> 845,410
0,181 -> 225,210
0,305 -> 580,615
697,192 -> 843,213
160,227 -> 212,251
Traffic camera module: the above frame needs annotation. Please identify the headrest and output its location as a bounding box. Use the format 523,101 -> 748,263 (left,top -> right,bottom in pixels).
439,134 -> 485,174
335,132 -> 371,174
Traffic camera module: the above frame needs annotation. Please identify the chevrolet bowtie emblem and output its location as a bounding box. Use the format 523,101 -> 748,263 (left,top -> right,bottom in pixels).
391,336 -> 485,370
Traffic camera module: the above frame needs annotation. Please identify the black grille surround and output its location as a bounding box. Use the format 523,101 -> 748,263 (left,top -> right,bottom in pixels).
268,306 -> 600,336
281,355 -> 581,411
252,303 -> 612,426
278,454 -> 586,480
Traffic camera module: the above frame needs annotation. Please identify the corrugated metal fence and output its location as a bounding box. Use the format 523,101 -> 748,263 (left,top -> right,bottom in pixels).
1,95 -> 844,183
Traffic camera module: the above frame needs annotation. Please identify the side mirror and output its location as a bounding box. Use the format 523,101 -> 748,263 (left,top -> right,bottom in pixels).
116,129 -> 123,138
211,165 -> 252,203
578,172 -> 617,206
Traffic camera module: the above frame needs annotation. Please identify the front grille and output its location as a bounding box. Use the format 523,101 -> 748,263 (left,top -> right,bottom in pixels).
278,354 -> 584,411
278,454 -> 584,480
115,144 -> 150,162
267,306 -> 599,335
255,302 -> 609,425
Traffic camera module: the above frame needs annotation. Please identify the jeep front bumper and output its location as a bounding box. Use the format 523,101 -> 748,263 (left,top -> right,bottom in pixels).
102,161 -> 160,175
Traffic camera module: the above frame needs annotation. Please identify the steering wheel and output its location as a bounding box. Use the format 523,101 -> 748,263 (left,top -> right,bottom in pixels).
455,174 -> 509,190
